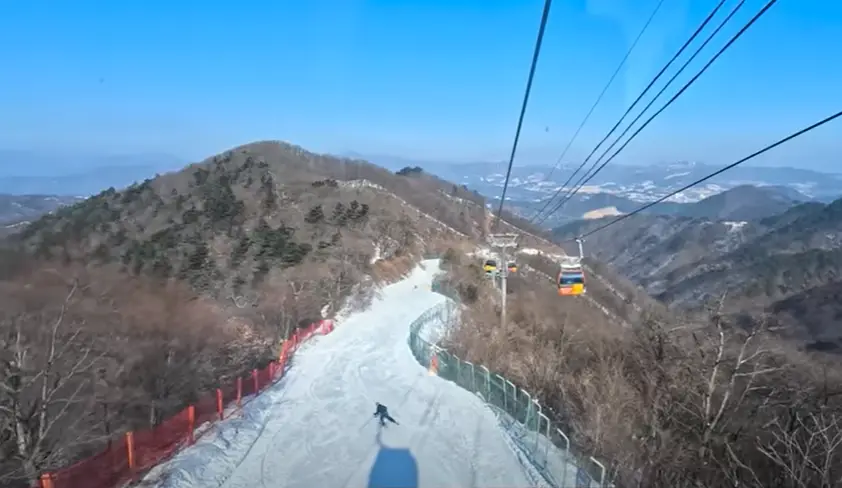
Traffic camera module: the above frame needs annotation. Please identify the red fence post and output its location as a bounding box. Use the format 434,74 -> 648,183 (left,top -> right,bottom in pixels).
216,388 -> 224,420
125,431 -> 136,471
279,340 -> 290,366
252,369 -> 258,393
236,377 -> 243,407
187,405 -> 196,445
429,354 -> 439,376
277,339 -> 286,363
39,473 -> 54,488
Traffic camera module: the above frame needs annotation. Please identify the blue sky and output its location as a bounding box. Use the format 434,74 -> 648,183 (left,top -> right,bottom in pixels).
0,0 -> 840,171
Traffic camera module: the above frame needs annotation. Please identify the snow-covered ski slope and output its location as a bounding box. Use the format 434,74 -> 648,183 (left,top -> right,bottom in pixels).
145,260 -> 534,488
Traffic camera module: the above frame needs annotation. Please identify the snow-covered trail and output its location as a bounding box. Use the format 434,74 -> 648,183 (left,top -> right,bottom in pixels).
147,260 -> 533,488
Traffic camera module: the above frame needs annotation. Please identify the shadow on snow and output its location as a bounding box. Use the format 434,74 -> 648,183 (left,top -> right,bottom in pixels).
367,428 -> 418,488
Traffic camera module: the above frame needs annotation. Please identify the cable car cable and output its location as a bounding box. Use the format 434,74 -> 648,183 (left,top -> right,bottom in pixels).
536,0 -> 776,227
542,0 -> 749,224
537,0 -> 763,225
538,0 -> 756,224
493,0 -> 554,231
525,0 -> 667,220
571,109 -> 842,241
528,0 -> 729,225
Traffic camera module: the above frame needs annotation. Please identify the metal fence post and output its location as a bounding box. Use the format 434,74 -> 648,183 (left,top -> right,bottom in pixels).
539,412 -> 552,467
496,374 -> 507,411
522,390 -> 532,426
465,361 -> 476,393
591,457 -> 606,488
555,427 -> 570,451
533,400 -> 541,454
480,365 -> 491,402
456,355 -> 461,381
506,379 -> 517,416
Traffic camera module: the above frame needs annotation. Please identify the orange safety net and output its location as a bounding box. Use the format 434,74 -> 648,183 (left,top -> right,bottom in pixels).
194,389 -> 220,427
241,370 -> 258,399
41,319 -> 334,488
256,363 -> 273,391
132,407 -> 191,472
219,377 -> 240,411
47,436 -> 131,488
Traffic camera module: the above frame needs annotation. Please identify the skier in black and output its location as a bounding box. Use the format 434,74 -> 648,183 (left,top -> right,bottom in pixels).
373,402 -> 398,427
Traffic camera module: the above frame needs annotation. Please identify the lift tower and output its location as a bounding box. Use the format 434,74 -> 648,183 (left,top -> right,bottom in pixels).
487,233 -> 519,329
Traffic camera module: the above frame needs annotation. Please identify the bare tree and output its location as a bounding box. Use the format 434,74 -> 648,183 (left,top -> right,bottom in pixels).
0,279 -> 106,483
251,284 -> 295,345
692,314 -> 780,459
249,265 -> 328,346
372,220 -> 399,261
114,281 -> 236,426
755,410 -> 842,488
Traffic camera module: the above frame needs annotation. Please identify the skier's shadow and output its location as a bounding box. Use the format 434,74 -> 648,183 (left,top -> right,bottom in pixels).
366,428 -> 418,488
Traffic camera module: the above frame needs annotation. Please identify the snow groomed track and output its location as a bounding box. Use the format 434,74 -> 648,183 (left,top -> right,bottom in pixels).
143,260 -> 536,488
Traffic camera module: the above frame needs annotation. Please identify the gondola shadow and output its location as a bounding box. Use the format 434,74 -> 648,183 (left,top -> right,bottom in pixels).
367,427 -> 418,488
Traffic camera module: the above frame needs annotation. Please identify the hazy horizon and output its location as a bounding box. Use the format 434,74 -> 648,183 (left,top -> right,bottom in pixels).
2,1 -> 840,175
0,145 -> 839,179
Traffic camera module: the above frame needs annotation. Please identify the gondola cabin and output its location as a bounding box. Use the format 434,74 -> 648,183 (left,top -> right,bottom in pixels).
483,259 -> 497,274
507,262 -> 518,273
558,262 -> 585,296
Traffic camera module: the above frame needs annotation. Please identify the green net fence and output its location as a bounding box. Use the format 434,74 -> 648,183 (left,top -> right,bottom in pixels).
408,300 -> 613,488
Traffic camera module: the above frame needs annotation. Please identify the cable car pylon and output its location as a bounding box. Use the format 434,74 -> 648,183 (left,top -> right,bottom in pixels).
487,233 -> 519,330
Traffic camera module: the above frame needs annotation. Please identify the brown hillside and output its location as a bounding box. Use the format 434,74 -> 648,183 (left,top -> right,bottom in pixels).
0,249 -> 273,485
12,141 -> 494,308
552,196 -> 842,350
438,247 -> 842,488
768,280 -> 842,351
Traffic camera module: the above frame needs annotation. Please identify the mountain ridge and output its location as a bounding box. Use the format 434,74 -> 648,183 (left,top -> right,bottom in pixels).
553,194 -> 842,349
356,153 -> 842,201
508,183 -> 812,226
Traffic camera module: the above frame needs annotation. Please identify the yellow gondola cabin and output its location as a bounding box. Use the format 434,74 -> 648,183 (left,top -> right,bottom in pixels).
558,258 -> 585,296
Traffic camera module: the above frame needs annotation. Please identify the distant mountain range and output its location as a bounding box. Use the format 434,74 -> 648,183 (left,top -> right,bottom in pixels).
352,153 -> 842,227
0,194 -> 83,224
553,195 -> 842,350
0,150 -> 185,196
4,149 -> 841,227
517,184 -> 815,223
